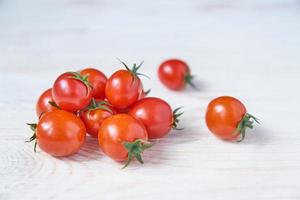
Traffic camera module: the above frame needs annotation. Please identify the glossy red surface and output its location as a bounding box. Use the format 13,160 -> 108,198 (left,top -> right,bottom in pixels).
36,110 -> 86,156
129,97 -> 173,139
52,72 -> 92,112
98,114 -> 148,161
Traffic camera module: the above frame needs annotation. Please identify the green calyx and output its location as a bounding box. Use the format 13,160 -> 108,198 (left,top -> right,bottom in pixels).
48,101 -> 61,110
26,123 -> 38,152
184,73 -> 197,90
234,113 -> 260,142
68,72 -> 92,90
122,139 -> 154,169
117,58 -> 150,81
172,107 -> 184,130
144,89 -> 151,96
86,98 -> 113,114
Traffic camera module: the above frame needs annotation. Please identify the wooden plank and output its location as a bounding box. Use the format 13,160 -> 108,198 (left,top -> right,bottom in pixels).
0,0 -> 300,199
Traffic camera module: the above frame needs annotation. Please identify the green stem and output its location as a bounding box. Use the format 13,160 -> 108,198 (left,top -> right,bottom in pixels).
68,72 -> 92,91
85,98 -> 113,114
172,107 -> 184,130
184,74 -> 198,90
122,139 -> 153,169
144,89 -> 151,96
233,113 -> 260,142
117,59 -> 150,84
48,101 -> 61,110
26,123 -> 38,152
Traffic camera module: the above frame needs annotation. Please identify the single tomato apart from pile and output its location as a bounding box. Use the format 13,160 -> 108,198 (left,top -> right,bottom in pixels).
205,96 -> 259,142
158,59 -> 196,90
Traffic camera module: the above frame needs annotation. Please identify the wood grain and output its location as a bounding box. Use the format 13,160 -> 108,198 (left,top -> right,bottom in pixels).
1,0 -> 300,199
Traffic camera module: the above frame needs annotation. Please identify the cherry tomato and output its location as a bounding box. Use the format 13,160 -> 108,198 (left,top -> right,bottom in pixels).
36,88 -> 57,117
27,110 -> 86,156
52,72 -> 92,112
158,59 -> 195,90
205,96 -> 259,142
98,114 -> 152,168
128,97 -> 183,139
105,62 -> 145,109
81,100 -> 114,137
80,68 -> 107,100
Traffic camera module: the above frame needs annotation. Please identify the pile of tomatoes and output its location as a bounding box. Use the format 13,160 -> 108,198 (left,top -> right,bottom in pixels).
27,59 -> 259,168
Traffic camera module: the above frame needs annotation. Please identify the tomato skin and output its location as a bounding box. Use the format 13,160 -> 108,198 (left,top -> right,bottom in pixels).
52,72 -> 92,112
81,107 -> 115,138
98,114 -> 148,161
105,70 -> 142,109
139,90 -> 146,100
128,97 -> 173,139
158,59 -> 190,90
114,107 -> 129,114
205,96 -> 247,140
80,68 -> 107,100
36,88 -> 57,117
36,110 -> 86,157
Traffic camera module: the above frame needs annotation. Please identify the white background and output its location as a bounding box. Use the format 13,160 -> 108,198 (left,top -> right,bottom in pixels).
1,0 -> 300,199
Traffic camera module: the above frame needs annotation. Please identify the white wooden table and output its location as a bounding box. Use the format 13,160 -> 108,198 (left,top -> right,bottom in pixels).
1,0 -> 300,199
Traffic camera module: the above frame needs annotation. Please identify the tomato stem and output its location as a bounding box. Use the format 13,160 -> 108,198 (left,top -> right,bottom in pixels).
172,107 -> 184,130
122,139 -> 153,169
144,89 -> 151,96
117,58 -> 150,82
48,101 -> 61,110
68,72 -> 93,92
85,98 -> 113,114
234,113 -> 260,142
26,123 -> 38,152
184,74 -> 198,90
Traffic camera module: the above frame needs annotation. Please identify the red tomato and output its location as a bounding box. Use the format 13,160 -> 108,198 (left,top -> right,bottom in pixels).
105,64 -> 144,109
205,96 -> 259,142
80,68 -> 107,100
52,72 -> 92,112
98,114 -> 152,168
81,100 -> 115,137
114,107 -> 129,114
158,59 -> 195,90
27,110 -> 86,156
128,97 -> 182,139
36,88 -> 58,117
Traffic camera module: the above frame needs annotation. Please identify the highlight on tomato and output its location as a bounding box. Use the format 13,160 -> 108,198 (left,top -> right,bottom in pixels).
36,88 -> 58,117
205,96 -> 259,142
128,97 -> 183,139
52,72 -> 92,112
80,98 -> 115,137
105,60 -> 147,110
80,68 -> 107,100
158,59 -> 196,90
27,110 -> 86,157
98,114 -> 153,168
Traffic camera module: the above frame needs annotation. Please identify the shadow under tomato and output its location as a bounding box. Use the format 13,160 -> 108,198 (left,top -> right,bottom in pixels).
124,139 -> 171,169
184,78 -> 209,93
239,126 -> 272,145
59,135 -> 104,162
